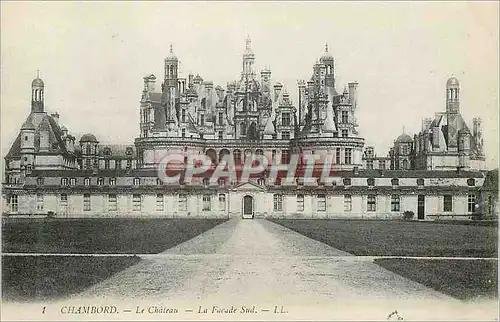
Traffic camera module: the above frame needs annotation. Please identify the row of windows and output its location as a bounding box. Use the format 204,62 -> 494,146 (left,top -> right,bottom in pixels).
6,194 -> 476,214
37,176 -> 477,188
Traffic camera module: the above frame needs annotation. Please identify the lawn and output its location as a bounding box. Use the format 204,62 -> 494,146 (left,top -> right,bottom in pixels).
375,258 -> 498,300
2,255 -> 140,302
2,218 -> 227,254
270,219 -> 498,300
269,219 -> 498,257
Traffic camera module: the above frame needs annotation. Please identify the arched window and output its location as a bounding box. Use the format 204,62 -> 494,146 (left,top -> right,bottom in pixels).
202,178 -> 210,186
402,159 -> 408,169
84,177 -> 90,186
240,122 -> 247,136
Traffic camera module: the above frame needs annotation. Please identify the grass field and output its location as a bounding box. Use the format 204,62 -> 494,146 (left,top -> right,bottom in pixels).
269,219 -> 498,257
2,218 -> 227,254
2,255 -> 140,302
270,219 -> 498,300
2,217 -> 227,301
375,258 -> 498,300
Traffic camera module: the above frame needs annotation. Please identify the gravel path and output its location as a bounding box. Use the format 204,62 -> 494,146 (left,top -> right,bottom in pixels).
68,219 -> 497,320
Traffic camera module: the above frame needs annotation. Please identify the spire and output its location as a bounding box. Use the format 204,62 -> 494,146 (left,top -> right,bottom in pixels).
325,42 -> 328,53
403,126 -> 406,134
246,35 -> 251,50
169,44 -> 173,54
36,69 -> 40,78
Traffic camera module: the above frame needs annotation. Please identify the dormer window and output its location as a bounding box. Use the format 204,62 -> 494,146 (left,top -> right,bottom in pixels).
125,147 -> 133,156
103,148 -> 112,157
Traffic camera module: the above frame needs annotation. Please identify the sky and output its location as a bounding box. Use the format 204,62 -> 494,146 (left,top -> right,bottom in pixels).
1,1 -> 498,168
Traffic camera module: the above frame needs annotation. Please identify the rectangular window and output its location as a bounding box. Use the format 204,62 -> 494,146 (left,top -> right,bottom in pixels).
202,195 -> 211,211
345,148 -> 352,165
342,129 -> 348,138
156,194 -> 164,212
219,194 -> 226,211
468,194 -> 476,213
126,159 -> 132,169
108,194 -> 117,211
273,194 -> 283,211
97,177 -> 104,186
116,160 -> 121,170
37,177 -> 44,185
379,160 -> 386,170
36,194 -> 44,211
282,112 -> 291,126
218,131 -> 223,140
60,193 -> 68,209
9,195 -> 18,212
297,194 -> 304,212
133,194 -> 141,211
341,111 -> 348,123
336,148 -> 341,164
104,160 -> 110,170
133,178 -> 140,186
179,195 -> 187,211
366,160 -> 373,170
317,194 -> 326,212
367,195 -> 376,211
281,131 -> 290,140
281,150 -> 290,164
70,178 -> 76,186
109,177 -> 116,185
84,178 -> 90,186
443,195 -> 453,212
181,128 -> 186,138
83,194 -> 91,211
344,195 -> 352,212
218,112 -> 223,125
391,195 -> 400,212
182,109 -> 186,123
61,178 -> 68,185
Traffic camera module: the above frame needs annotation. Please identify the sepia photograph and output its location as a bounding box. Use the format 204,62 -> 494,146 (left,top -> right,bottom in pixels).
1,1 -> 498,321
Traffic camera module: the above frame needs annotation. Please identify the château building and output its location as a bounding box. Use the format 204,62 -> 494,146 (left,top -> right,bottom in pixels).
2,38 -> 496,220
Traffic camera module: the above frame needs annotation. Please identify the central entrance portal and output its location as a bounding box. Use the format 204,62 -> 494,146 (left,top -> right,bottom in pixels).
242,195 -> 254,219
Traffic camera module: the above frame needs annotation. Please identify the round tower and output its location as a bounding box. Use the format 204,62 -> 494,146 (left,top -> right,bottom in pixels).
31,71 -> 44,113
80,133 -> 99,170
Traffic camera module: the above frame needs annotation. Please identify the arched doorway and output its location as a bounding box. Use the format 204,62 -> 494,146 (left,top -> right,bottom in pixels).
242,195 -> 254,219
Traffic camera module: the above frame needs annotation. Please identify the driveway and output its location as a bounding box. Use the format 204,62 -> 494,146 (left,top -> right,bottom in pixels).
67,218 -> 497,320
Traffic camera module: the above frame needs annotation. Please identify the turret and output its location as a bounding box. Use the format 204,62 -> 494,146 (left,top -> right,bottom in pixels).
458,128 -> 471,168
20,118 -> 36,172
320,43 -> 335,88
31,70 -> 44,113
242,36 -> 255,79
348,82 -> 358,109
446,76 -> 460,114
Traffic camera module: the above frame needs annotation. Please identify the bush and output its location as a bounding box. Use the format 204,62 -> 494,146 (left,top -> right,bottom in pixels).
403,211 -> 414,220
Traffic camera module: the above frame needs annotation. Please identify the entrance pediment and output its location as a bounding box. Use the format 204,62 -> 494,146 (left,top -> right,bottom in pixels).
231,181 -> 265,191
